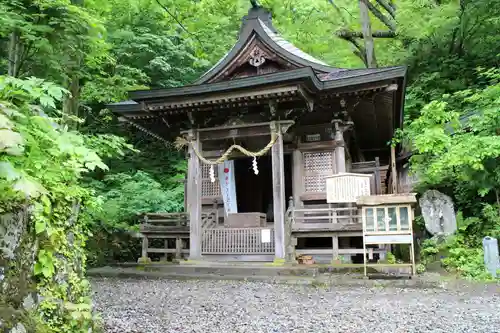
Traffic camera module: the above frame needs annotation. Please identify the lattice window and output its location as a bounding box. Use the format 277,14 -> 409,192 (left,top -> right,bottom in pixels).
201,164 -> 221,197
303,151 -> 334,192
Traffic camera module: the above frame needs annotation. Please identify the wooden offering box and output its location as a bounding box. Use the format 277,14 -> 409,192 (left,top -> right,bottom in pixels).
225,213 -> 267,228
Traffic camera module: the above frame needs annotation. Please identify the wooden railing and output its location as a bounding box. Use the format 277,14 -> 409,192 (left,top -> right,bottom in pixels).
140,212 -> 189,233
351,158 -> 387,195
288,195 -> 362,231
291,206 -> 360,227
139,212 -> 189,260
201,227 -> 275,254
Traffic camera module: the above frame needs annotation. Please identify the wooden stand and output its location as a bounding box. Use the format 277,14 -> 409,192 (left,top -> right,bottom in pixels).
357,194 -> 417,277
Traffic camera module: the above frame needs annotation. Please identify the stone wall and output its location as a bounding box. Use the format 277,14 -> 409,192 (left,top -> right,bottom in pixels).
0,206 -> 99,332
0,207 -> 40,332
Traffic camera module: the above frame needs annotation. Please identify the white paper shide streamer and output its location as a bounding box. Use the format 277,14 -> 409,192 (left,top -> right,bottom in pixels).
209,164 -> 215,183
252,157 -> 259,175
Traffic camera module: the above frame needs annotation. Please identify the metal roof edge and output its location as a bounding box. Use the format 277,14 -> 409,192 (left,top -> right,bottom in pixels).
106,100 -> 142,113
253,20 -> 337,73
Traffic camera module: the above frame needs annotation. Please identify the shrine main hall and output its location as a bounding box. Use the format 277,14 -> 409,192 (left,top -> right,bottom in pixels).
110,5 -> 416,272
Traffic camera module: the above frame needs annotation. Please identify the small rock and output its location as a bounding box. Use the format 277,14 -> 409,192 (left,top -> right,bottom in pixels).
10,323 -> 26,333
22,294 -> 35,310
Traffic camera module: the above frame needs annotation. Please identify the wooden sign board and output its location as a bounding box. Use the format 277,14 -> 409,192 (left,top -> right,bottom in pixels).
326,173 -> 372,203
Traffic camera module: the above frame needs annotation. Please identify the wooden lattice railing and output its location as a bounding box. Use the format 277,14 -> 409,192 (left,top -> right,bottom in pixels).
201,227 -> 275,254
291,206 -> 361,225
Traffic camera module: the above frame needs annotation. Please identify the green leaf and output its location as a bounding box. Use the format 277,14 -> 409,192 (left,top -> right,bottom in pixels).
0,105 -> 25,118
35,220 -> 47,234
36,250 -> 55,278
34,262 -> 43,276
0,161 -> 21,181
0,113 -> 13,129
0,129 -> 24,154
40,95 -> 56,109
47,85 -> 63,101
42,265 -> 53,278
12,177 -> 47,198
41,195 -> 52,214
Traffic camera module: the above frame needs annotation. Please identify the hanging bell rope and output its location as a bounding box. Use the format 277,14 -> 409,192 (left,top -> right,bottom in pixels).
174,123 -> 279,165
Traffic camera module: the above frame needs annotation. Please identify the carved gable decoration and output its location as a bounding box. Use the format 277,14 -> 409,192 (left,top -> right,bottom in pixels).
217,39 -> 295,82
248,46 -> 267,67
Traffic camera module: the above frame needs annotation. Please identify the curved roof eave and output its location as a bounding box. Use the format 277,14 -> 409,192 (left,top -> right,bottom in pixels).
124,65 -> 406,102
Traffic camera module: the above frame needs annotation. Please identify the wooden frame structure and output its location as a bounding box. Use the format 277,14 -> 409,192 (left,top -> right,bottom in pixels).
109,4 -> 409,264
358,194 -> 417,276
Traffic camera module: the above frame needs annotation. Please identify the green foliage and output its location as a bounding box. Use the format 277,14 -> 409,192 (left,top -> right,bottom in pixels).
89,171 -> 184,229
401,69 -> 500,281
419,233 -> 496,281
385,252 -> 396,265
401,68 -> 500,204
81,0 -> 205,104
0,76 -> 133,331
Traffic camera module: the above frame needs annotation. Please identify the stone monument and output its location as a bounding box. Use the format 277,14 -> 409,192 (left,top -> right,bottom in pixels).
483,237 -> 499,278
420,190 -> 457,236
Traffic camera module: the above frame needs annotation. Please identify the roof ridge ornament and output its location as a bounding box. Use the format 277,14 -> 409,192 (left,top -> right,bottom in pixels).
250,0 -> 261,9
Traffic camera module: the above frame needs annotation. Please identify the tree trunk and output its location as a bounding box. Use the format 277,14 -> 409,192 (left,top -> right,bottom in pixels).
63,74 -> 81,122
8,31 -> 21,77
359,0 -> 378,68
495,189 -> 500,216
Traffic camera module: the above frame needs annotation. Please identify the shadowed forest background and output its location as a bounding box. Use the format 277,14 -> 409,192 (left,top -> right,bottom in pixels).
0,1 -> 499,330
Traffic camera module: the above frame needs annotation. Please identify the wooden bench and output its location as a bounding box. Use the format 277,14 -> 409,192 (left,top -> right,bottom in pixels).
139,213 -> 190,260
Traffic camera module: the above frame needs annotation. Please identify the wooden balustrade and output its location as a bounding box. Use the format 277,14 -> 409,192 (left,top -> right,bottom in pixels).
140,212 -> 189,232
290,206 -> 361,231
139,212 -> 190,260
201,227 -> 275,254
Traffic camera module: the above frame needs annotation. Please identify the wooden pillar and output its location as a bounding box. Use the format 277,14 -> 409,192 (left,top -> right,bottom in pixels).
141,237 -> 148,259
332,233 -> 339,262
334,124 -> 346,173
163,239 -> 169,260
374,156 -> 381,194
175,237 -> 182,259
141,214 -> 149,260
292,148 -> 303,208
187,130 -> 202,259
271,122 -> 286,259
390,145 -> 397,194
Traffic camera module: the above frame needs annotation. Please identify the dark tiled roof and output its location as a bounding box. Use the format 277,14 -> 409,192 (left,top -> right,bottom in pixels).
318,67 -> 405,81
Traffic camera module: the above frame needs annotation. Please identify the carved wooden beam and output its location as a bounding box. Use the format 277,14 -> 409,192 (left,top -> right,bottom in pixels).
297,86 -> 314,112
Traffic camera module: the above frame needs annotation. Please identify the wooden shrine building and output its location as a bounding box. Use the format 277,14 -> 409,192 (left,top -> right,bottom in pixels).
109,5 -> 416,269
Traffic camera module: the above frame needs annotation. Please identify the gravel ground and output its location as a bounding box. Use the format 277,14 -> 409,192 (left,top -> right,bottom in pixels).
91,278 -> 500,333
